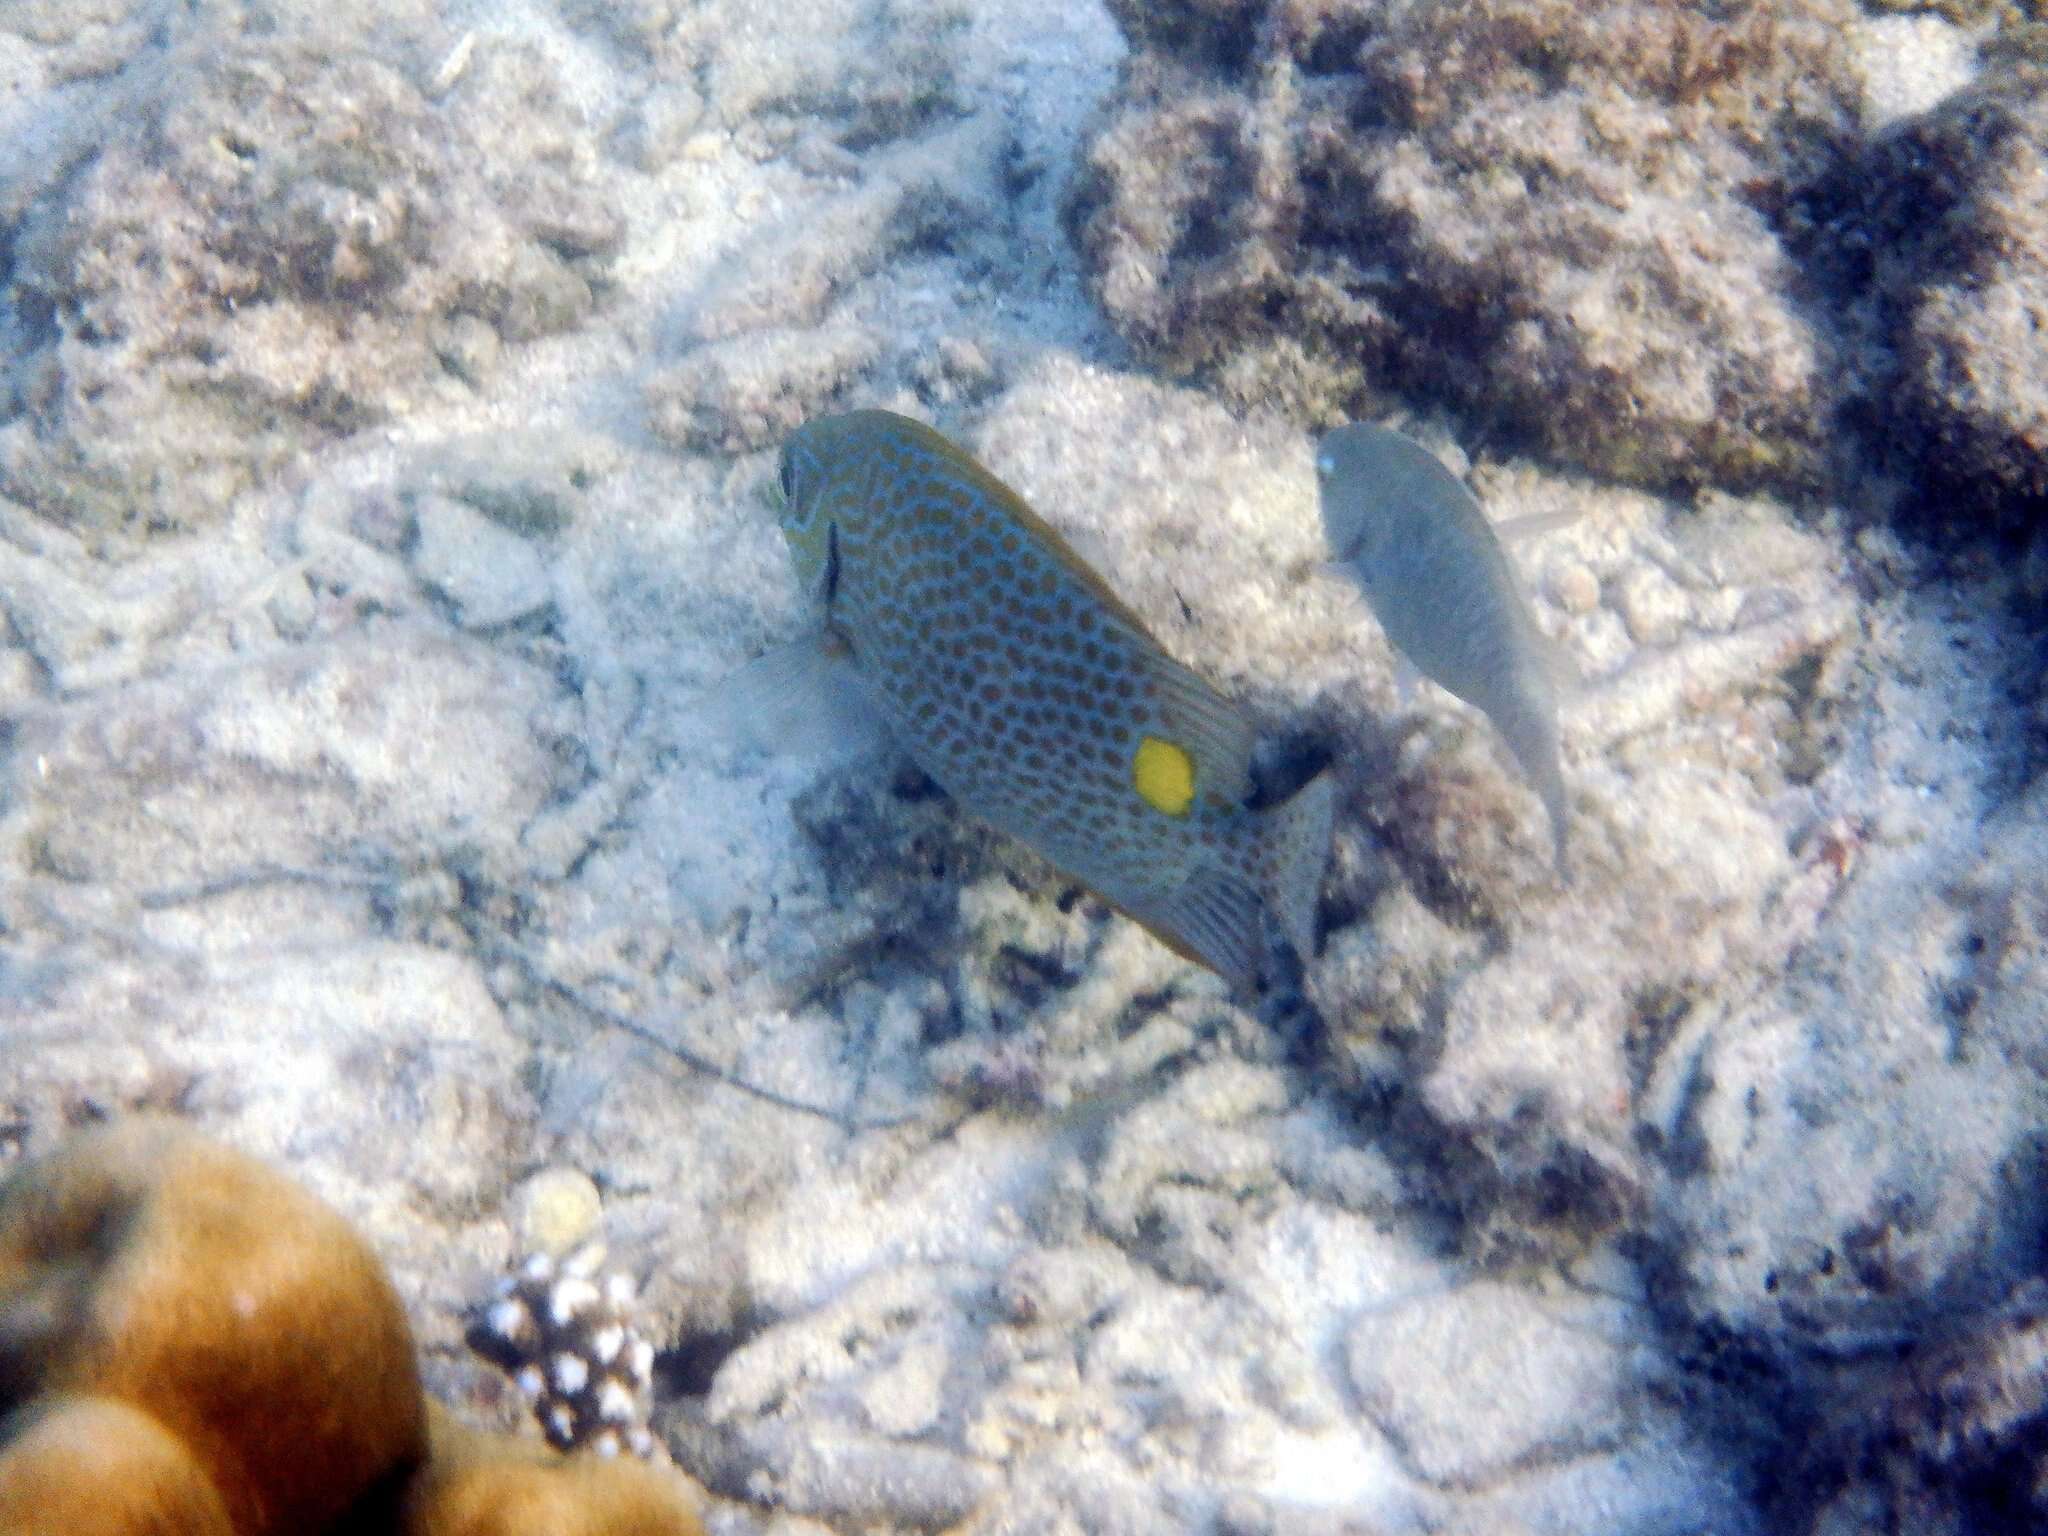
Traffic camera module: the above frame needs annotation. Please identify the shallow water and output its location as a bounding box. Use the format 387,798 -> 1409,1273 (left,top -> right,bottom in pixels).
1,3 -> 2044,1533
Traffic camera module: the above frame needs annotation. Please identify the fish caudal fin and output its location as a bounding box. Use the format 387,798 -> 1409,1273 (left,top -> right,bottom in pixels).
1254,772 -> 1336,965
1133,772 -> 1334,991
1537,755 -> 1571,879
1492,690 -> 1570,878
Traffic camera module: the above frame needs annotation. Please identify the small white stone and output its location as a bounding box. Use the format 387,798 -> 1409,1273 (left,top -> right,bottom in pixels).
516,1364 -> 546,1402
628,1338 -> 654,1385
593,1430 -> 622,1459
1852,14 -> 1976,127
548,1403 -> 577,1442
627,1427 -> 655,1459
1551,562 -> 1601,617
410,493 -> 554,631
604,1271 -> 636,1306
592,1324 -> 625,1364
1614,565 -> 1691,648
522,1252 -> 555,1284
553,1352 -> 591,1394
512,1170 -> 603,1259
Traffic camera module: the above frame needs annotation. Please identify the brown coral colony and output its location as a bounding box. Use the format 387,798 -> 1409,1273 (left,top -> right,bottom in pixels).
0,1121 -> 703,1536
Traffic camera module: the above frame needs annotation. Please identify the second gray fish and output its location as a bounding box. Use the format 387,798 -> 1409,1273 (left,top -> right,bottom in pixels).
1316,422 -> 1570,870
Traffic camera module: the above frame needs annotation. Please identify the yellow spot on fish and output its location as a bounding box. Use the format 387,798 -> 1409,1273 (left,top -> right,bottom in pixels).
1132,735 -> 1195,817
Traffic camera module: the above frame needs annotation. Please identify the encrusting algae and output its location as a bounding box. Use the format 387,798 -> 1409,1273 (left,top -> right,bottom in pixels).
774,408 -> 1336,992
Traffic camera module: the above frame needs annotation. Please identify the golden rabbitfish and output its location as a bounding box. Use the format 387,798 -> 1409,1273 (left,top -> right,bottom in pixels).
774,409 -> 1334,990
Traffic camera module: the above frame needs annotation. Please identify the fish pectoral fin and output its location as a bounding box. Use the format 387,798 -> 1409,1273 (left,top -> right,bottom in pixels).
1148,657 -> 1254,805
692,631 -> 887,761
1124,865 -> 1263,994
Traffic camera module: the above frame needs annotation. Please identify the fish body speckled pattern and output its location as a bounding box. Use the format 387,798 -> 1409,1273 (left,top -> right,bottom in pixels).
776,409 -> 1334,990
1315,422 -> 1569,870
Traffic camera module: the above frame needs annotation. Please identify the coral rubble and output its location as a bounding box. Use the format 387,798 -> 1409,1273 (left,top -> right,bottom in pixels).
3,0 -> 2046,1532
0,17 -> 619,538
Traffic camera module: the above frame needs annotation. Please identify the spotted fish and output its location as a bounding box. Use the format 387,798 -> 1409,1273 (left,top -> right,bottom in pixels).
774,409 -> 1334,990
1315,421 -> 1570,870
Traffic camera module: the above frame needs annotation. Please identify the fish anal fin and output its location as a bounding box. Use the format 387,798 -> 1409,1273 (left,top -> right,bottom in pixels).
1120,866 -> 1263,994
1392,652 -> 1423,708
1529,627 -> 1583,701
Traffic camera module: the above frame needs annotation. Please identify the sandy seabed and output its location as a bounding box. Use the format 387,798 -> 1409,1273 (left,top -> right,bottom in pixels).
1,2 -> 2046,1533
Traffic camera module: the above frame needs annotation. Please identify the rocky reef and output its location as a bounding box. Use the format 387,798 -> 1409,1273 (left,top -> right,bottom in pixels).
1066,0 -> 2048,542
0,5 -> 619,537
1820,50 -> 2048,536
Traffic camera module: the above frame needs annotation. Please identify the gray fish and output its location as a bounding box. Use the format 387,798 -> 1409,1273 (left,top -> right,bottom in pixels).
1315,422 -> 1570,870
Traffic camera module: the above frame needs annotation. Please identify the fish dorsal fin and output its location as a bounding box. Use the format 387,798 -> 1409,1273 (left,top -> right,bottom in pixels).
1495,509 -> 1579,544
869,411 -> 1164,641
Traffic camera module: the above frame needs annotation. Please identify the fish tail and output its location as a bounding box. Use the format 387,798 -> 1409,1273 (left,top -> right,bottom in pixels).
1252,771 -> 1336,964
1539,757 -> 1570,878
1498,695 -> 1570,878
1126,773 -> 1336,992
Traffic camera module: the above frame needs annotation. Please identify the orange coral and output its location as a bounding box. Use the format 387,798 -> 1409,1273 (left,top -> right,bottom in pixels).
0,1119 -> 705,1536
0,1395 -> 235,1536
0,1119 -> 426,1535
401,1406 -> 706,1536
